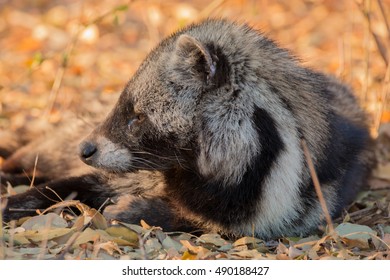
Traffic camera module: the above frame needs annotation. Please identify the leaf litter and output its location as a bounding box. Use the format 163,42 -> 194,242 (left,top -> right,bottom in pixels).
2,203 -> 390,259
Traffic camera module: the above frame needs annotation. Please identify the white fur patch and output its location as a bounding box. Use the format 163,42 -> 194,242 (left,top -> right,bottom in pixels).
251,125 -> 303,236
95,136 -> 132,171
240,86 -> 306,238
197,91 -> 259,186
197,117 -> 259,185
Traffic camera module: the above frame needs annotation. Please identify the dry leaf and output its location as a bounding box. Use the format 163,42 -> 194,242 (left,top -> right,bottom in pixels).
86,208 -> 107,230
93,241 -> 122,256
23,228 -> 75,242
144,238 -> 162,254
230,249 -> 265,259
181,250 -> 197,260
233,236 -> 263,247
4,231 -> 30,245
198,233 -> 227,247
21,213 -> 67,230
105,226 -> 138,245
140,220 -> 152,230
335,223 -> 377,241
276,242 -> 289,255
288,246 -> 303,259
162,235 -> 183,251
72,228 -> 100,248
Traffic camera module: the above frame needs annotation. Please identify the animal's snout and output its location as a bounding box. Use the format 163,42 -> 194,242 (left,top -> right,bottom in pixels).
79,141 -> 97,164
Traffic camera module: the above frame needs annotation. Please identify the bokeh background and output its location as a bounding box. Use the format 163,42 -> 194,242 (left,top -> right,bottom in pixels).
0,0 -> 388,125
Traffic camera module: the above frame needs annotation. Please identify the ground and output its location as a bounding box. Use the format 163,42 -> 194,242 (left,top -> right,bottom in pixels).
0,0 -> 389,259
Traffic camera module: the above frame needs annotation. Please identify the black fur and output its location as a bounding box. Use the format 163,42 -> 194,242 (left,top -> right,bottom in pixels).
164,106 -> 284,229
2,174 -> 113,221
292,113 -> 371,230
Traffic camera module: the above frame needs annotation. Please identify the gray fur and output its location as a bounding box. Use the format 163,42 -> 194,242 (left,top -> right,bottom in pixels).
2,19 -> 374,239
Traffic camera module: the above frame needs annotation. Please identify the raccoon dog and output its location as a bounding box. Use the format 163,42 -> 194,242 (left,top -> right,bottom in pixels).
1,19 -> 373,239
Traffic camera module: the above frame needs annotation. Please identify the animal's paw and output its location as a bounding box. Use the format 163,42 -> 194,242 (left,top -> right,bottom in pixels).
103,195 -> 136,221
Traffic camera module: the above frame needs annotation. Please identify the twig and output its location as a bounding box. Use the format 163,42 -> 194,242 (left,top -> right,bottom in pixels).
377,0 -> 390,41
56,230 -> 82,260
138,232 -> 148,260
29,154 -> 39,189
87,2 -> 132,27
371,30 -> 389,66
7,208 -> 45,212
37,214 -> 56,260
44,39 -> 75,117
3,221 -> 17,260
0,197 -> 5,259
363,0 -> 371,102
342,231 -> 390,250
44,2 -> 132,117
198,0 -> 227,19
356,0 -> 389,66
336,38 -> 345,78
374,62 -> 390,132
301,139 -> 348,256
301,139 -> 334,233
55,197 -> 111,259
43,186 -> 69,203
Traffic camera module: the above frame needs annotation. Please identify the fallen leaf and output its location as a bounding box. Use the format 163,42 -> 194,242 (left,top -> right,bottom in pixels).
3,230 -> 30,245
373,233 -> 390,250
23,228 -> 75,242
276,242 -> 289,255
198,233 -> 227,247
233,236 -> 263,247
144,238 -> 162,254
275,253 -> 290,260
85,208 -> 107,230
229,249 -> 265,259
165,247 -> 181,259
93,241 -> 122,256
293,235 -> 320,252
162,235 -> 183,251
288,246 -> 304,259
335,223 -> 377,249
335,223 -> 377,241
118,222 -> 145,234
21,213 -> 67,230
72,228 -> 100,248
105,226 -> 138,245
140,220 -> 152,230
181,250 -> 197,260
19,247 -> 42,255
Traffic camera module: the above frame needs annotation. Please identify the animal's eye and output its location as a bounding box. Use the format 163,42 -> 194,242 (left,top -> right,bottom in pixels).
128,113 -> 146,128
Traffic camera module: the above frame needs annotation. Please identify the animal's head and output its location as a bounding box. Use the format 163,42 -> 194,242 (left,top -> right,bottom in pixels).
79,21 -> 270,185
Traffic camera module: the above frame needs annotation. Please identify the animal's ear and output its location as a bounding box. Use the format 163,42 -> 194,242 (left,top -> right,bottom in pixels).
169,34 -> 217,86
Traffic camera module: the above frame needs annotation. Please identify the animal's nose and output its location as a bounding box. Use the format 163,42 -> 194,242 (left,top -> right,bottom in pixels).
79,141 -> 97,163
